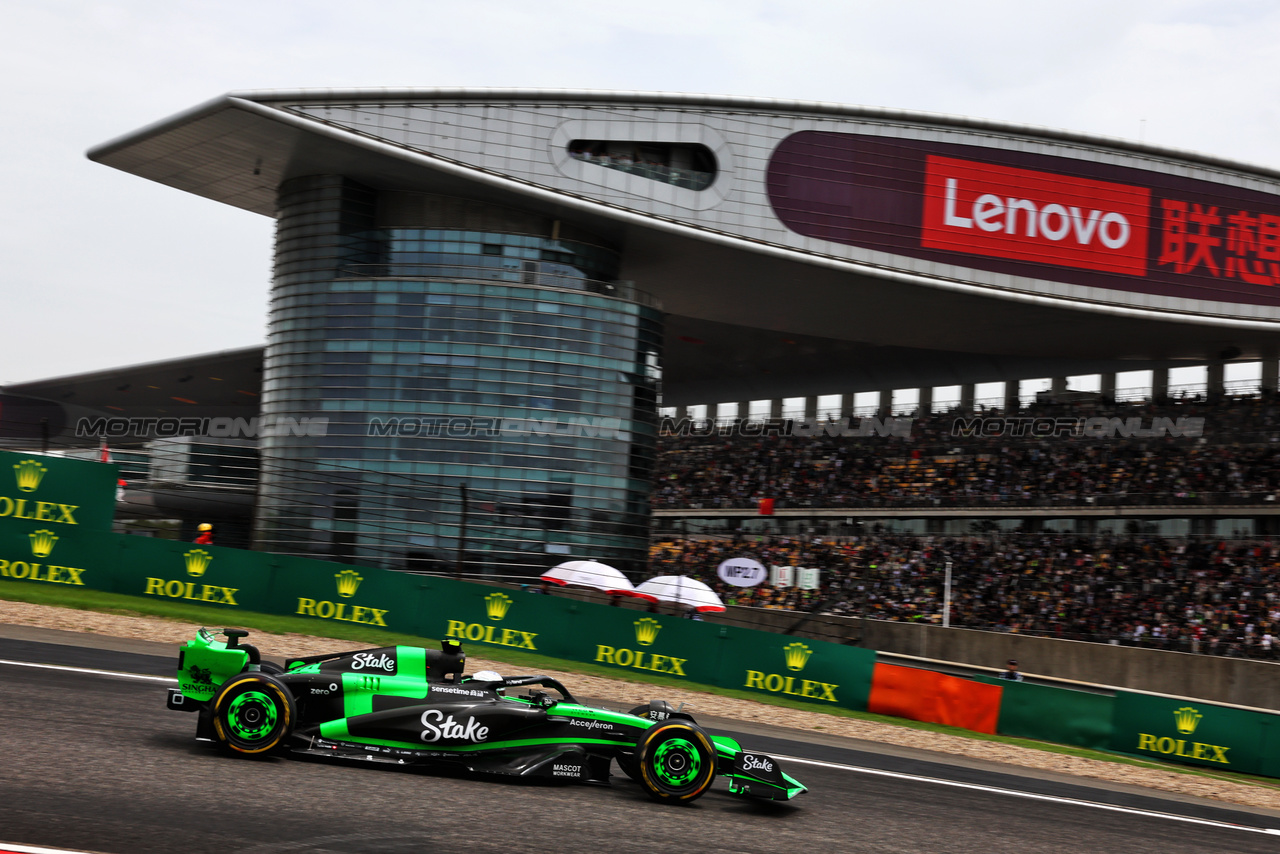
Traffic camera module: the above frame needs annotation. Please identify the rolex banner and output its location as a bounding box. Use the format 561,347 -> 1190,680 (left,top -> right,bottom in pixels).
0,451 -> 119,532
1109,691 -> 1280,776
718,627 -> 876,711
0,450 -> 120,590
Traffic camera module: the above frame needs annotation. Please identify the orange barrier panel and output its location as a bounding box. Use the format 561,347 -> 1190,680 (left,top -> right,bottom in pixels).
867,663 -> 1003,734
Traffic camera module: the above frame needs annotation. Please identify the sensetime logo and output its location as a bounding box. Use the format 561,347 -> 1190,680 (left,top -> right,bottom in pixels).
921,155 -> 1151,275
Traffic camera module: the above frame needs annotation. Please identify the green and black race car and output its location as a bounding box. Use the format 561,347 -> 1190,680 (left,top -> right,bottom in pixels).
167,628 -> 807,804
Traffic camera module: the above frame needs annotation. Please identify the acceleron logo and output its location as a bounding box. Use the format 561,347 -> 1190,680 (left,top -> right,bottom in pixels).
744,641 -> 837,702
1135,705 -> 1230,765
444,592 -> 537,650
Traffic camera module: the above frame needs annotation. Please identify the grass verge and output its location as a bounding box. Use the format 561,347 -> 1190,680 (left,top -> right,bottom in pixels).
2,580 -> 1278,794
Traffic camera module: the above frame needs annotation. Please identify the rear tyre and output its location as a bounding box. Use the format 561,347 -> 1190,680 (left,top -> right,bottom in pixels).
636,722 -> 717,803
212,673 -> 295,755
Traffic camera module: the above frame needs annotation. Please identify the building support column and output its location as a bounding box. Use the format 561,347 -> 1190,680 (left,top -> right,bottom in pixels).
1151,368 -> 1169,402
917,386 -> 933,417
839,393 -> 855,419
737,400 -> 752,421
1051,376 -> 1068,399
1262,359 -> 1279,396
1100,372 -> 1117,402
803,395 -> 818,420
769,399 -> 783,420
1004,381 -> 1020,414
878,389 -> 893,416
1207,362 -> 1226,397
960,383 -> 976,411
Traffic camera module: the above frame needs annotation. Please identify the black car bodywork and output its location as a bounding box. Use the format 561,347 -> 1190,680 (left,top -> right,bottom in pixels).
168,628 -> 807,804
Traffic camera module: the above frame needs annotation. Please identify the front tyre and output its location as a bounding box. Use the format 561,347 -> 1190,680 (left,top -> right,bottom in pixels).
211,673 -> 295,755
636,722 -> 717,803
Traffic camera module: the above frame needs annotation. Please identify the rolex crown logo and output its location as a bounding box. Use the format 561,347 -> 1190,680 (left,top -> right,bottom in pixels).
1174,706 -> 1203,735
335,569 -> 363,598
14,459 -> 47,493
485,592 -> 512,621
29,529 -> 58,558
184,549 -> 213,578
634,617 -> 662,646
783,641 -> 813,672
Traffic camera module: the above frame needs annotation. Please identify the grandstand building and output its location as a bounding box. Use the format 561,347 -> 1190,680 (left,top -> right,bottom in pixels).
7,89 -> 1280,571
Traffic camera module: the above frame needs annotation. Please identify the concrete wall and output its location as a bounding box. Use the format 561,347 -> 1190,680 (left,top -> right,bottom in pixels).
711,604 -> 1280,710
528,586 -> 1280,709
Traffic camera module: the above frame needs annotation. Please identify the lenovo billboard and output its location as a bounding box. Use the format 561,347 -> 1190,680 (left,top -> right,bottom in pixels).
767,131 -> 1280,308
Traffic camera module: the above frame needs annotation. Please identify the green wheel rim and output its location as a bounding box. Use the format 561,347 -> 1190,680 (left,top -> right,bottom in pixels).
651,737 -> 701,787
226,689 -> 278,741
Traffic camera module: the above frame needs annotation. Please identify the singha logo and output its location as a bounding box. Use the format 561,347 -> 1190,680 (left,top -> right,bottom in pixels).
14,459 -> 47,493
188,665 -> 213,686
1174,706 -> 1203,735
335,569 -> 363,598
783,641 -> 813,672
29,529 -> 58,558
184,549 -> 212,577
634,617 -> 662,646
485,592 -> 512,621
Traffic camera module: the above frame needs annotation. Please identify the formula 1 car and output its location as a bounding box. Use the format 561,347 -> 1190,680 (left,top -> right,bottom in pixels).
167,628 -> 806,804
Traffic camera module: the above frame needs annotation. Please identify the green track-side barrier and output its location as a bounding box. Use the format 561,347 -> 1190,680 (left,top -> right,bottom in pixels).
1109,691 -> 1280,776
974,676 -> 1113,749
0,450 -> 878,713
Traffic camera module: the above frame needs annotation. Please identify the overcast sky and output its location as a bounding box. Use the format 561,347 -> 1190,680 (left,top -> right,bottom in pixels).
3,0 -> 1279,386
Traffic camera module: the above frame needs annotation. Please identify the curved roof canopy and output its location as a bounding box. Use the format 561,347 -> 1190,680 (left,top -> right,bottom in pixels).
88,90 -> 1280,403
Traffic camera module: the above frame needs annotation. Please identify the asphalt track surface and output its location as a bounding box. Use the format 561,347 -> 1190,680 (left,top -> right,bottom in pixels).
2,635 -> 1279,854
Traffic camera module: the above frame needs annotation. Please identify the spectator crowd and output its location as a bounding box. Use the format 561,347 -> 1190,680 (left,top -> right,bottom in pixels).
653,394 -> 1280,510
646,533 -> 1280,658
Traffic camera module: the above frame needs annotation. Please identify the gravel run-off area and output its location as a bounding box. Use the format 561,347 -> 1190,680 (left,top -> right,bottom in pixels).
3,598 -> 1278,813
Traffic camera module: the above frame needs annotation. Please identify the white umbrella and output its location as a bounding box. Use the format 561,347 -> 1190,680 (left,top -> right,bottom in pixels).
634,575 -> 725,612
542,560 -> 649,598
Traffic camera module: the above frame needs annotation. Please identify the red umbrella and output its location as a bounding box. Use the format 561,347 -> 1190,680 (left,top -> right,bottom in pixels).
541,560 -> 655,600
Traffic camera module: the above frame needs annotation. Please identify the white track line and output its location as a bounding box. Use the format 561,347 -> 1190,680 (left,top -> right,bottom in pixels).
0,658 -> 175,684
0,844 -> 100,854
779,755 -> 1280,836
4,658 -> 1277,836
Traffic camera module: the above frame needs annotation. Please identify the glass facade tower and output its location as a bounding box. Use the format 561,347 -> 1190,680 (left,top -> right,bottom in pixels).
255,176 -> 662,577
